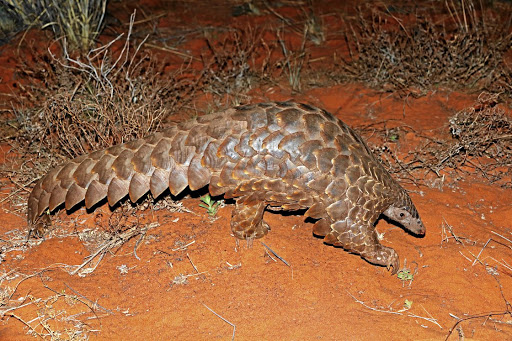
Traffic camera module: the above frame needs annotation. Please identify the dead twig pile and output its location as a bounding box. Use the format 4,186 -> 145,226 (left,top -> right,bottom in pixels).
0,270 -> 105,339
444,92 -> 511,181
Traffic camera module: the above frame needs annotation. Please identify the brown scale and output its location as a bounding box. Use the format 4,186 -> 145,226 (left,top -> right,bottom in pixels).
27,102 -> 425,273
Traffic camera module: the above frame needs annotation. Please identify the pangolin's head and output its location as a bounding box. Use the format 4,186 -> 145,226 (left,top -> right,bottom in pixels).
383,195 -> 425,236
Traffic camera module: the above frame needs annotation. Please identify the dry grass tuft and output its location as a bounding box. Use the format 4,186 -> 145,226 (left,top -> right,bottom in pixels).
275,26 -> 309,92
337,1 -> 512,96
1,0 -> 107,51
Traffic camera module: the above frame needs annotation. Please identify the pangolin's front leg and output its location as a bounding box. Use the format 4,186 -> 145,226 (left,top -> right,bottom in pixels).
324,221 -> 399,273
230,198 -> 269,240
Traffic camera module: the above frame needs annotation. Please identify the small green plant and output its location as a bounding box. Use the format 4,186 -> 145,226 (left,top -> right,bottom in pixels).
397,268 -> 414,282
199,194 -> 221,217
396,260 -> 418,287
398,299 -> 413,312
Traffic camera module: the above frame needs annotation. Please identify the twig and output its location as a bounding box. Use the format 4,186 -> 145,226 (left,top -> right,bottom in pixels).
260,241 -> 290,267
123,12 -> 166,26
144,43 -> 197,60
1,299 -> 39,316
187,253 -> 199,273
171,240 -> 195,251
64,283 -> 113,314
442,218 -> 463,245
472,238 -> 492,266
263,248 -> 277,262
458,251 -> 472,263
202,303 -> 236,341
468,237 -> 512,269
488,257 -> 512,272
6,270 -> 45,302
445,310 -> 512,340
491,231 -> 512,248
347,291 -> 442,329
133,223 -> 156,261
70,242 -> 109,275
40,276 -> 101,320
2,313 -> 44,339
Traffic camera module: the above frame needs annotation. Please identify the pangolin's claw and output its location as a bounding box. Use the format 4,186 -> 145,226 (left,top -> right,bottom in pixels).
362,246 -> 400,274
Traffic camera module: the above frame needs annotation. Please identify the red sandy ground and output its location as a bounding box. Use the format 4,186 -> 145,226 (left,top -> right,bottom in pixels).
1,1 -> 511,340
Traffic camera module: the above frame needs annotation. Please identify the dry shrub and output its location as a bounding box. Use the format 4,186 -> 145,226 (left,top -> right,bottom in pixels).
3,18 -> 199,189
200,27 -> 271,102
338,1 -> 512,96
14,51 -> 194,162
199,24 -> 314,102
444,92 -> 511,179
37,45 -> 197,159
360,93 -> 512,188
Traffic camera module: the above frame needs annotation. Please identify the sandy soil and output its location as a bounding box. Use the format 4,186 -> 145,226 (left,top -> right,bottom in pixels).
1,1 -> 511,340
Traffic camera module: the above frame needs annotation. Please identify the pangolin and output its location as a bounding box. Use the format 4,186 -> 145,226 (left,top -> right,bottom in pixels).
27,102 -> 425,273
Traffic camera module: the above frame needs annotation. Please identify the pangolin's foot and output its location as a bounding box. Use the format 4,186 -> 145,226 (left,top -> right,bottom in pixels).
28,214 -> 52,239
231,199 -> 269,240
361,246 -> 400,274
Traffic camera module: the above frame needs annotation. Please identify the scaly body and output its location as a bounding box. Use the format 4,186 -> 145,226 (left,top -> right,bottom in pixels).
28,102 -> 425,272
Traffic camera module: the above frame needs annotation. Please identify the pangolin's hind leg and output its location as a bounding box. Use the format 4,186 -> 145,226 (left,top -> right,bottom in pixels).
325,221 -> 400,274
230,199 -> 269,242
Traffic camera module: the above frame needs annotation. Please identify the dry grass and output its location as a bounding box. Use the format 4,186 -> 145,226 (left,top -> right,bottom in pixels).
275,26 -> 309,92
337,0 -> 512,97
1,0 -> 107,51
